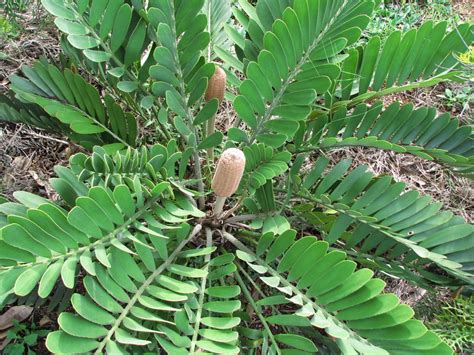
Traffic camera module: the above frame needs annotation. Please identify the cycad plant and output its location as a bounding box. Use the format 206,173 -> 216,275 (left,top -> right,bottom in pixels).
0,0 -> 473,353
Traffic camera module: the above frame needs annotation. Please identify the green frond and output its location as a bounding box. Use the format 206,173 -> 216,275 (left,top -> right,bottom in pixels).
41,0 -> 151,95
45,224 -> 206,354
205,0 -> 233,58
44,226 -> 241,354
230,0 -> 375,146
146,0 -> 223,190
332,21 -> 474,108
235,260 -> 319,354
0,95 -> 66,133
298,158 -> 474,286
228,0 -> 295,67
186,242 -> 241,354
225,230 -> 452,354
148,0 -> 212,101
0,166 -> 199,305
232,0 -> 374,67
69,142 -> 188,188
240,143 -> 292,193
304,102 -> 474,173
7,60 -> 137,149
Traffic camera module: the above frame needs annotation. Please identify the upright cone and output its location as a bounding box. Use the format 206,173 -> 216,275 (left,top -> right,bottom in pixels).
205,66 -> 226,102
212,148 -> 246,198
204,65 -> 227,160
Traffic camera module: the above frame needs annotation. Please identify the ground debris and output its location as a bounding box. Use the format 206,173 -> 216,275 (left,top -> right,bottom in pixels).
0,123 -> 68,200
0,306 -> 33,333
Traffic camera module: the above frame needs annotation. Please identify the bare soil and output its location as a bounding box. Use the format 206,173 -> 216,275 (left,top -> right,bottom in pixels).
0,123 -> 69,200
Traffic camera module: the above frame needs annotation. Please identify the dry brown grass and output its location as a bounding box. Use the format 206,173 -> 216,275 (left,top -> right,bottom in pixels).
0,5 -> 60,92
452,0 -> 473,20
0,6 -> 62,199
0,123 -> 69,200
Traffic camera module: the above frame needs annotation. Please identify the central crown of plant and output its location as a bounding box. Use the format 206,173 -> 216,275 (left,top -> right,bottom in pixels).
0,0 -> 472,354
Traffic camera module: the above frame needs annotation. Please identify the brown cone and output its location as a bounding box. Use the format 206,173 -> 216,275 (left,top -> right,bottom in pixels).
212,148 -> 246,197
205,65 -> 226,102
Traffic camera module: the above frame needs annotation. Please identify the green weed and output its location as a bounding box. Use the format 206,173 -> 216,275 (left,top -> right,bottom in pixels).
437,86 -> 473,115
2,320 -> 49,355
364,0 -> 462,42
428,296 -> 474,354
0,15 -> 20,40
0,0 -> 30,21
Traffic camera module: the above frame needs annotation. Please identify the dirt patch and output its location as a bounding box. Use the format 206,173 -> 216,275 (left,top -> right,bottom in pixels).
0,6 -> 63,200
452,0 -> 473,20
0,6 -> 59,92
0,123 -> 69,200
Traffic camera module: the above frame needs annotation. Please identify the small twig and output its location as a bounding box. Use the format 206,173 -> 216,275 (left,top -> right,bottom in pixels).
25,131 -> 69,145
193,153 -> 206,210
4,125 -> 23,150
225,212 -> 278,224
228,222 -> 253,230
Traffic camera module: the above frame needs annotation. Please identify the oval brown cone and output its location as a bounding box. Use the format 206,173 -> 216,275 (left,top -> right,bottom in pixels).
212,148 -> 246,198
205,65 -> 226,102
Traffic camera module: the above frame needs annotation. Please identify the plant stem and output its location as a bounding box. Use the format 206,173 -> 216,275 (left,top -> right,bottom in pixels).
219,195 -> 245,219
168,0 -> 205,209
225,212 -> 278,224
190,227 -> 213,354
223,231 -> 382,349
337,72 -> 460,110
236,230 -> 260,239
94,224 -> 202,354
236,261 -> 283,320
207,0 -> 212,62
213,196 -> 226,217
278,174 -> 293,214
234,267 -> 282,355
206,113 -> 216,160
193,152 -> 206,210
